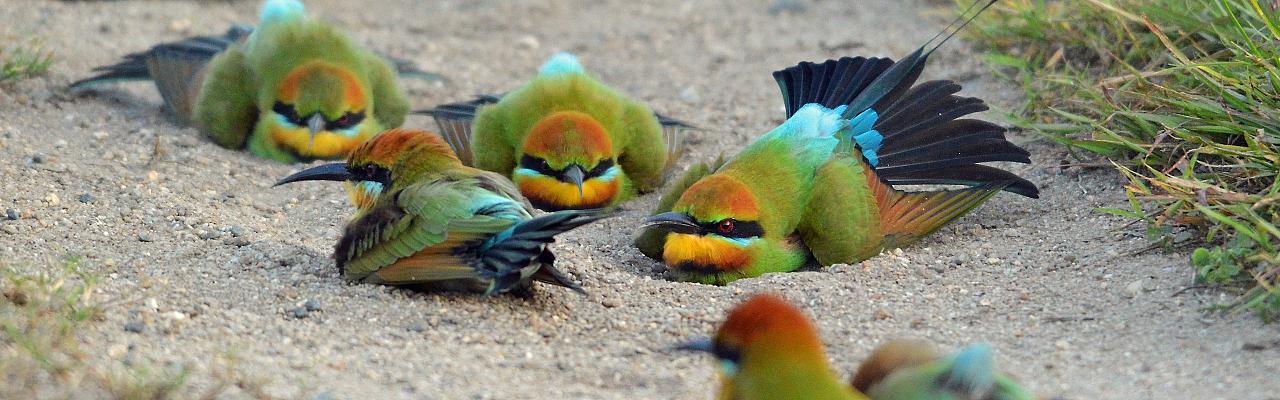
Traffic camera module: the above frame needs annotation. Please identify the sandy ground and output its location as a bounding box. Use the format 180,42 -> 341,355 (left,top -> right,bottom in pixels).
2,0 -> 1279,398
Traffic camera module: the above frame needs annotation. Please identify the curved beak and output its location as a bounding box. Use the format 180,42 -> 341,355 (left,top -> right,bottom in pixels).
274,162 -> 350,187
563,164 -> 586,199
306,113 -> 325,149
640,212 -> 701,234
672,337 -> 715,353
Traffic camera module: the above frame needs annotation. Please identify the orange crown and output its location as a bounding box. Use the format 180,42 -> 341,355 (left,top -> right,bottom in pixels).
716,294 -> 824,353
522,111 -> 614,163
676,174 -> 761,222
277,60 -> 368,112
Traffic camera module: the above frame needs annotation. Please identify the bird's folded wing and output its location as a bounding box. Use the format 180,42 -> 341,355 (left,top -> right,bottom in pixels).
336,181 -> 515,285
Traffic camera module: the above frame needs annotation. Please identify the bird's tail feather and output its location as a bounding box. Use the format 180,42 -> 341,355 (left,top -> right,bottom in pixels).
479,209 -> 609,294
870,80 -> 1038,198
869,169 -> 1011,250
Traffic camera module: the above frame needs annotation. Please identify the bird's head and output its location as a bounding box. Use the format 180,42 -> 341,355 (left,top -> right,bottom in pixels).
513,111 -> 621,210
640,173 -> 767,284
266,60 -> 376,161
676,294 -> 829,388
274,129 -> 463,211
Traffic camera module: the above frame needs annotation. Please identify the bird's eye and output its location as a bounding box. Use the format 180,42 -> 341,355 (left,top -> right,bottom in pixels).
717,219 -> 735,234
327,111 -> 365,130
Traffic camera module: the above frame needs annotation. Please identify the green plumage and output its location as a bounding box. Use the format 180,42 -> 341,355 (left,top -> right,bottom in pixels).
864,344 -> 1035,400
198,13 -> 408,163
425,53 -> 694,211
70,0 -> 420,164
472,71 -> 667,196
277,129 -> 604,295
337,174 -> 534,292
638,15 -> 1037,285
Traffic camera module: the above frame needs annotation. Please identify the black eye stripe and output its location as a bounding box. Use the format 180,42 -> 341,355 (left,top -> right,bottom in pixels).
714,342 -> 741,365
347,163 -> 392,188
699,218 -> 764,239
588,159 -> 615,177
326,110 -> 366,130
272,101 -> 304,126
520,155 -> 557,176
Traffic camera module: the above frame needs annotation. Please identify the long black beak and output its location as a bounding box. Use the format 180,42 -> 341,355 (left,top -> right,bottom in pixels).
640,212 -> 701,234
563,164 -> 586,199
274,163 -> 351,187
672,337 -> 715,353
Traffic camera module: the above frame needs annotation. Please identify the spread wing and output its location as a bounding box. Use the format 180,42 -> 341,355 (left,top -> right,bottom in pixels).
417,94 -> 504,166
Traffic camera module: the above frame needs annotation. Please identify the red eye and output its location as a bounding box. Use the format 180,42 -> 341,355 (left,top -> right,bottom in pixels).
717,220 -> 734,234
337,116 -> 349,125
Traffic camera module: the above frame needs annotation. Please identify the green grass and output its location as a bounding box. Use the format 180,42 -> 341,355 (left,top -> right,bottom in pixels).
0,257 -> 270,399
0,37 -> 53,82
962,0 -> 1280,320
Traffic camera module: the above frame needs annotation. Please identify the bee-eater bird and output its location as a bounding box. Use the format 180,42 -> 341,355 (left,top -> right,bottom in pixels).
274,128 -> 606,295
422,52 -> 695,211
676,294 -> 1034,400
70,0 -> 439,163
636,0 -> 1037,285
851,339 -> 1036,400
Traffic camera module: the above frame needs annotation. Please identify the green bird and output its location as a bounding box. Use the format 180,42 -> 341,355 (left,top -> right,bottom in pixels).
274,128 -> 605,294
677,294 -> 1034,400
70,0 -> 438,163
677,293 -> 871,400
636,0 -> 1037,285
423,52 -> 695,211
853,339 -> 1036,400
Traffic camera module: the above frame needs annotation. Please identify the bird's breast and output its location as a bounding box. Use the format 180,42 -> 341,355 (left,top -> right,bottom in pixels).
662,233 -> 752,273
513,172 -> 620,210
266,123 -> 375,160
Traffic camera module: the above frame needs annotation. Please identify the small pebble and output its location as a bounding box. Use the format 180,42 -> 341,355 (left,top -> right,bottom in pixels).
92,131 -> 110,140
601,298 -> 620,308
78,193 -> 95,203
223,237 -> 251,247
229,226 -> 245,237
291,307 -> 308,319
4,208 -> 17,220
45,193 -> 60,206
516,35 -> 540,49
138,233 -> 153,242
123,321 -> 145,333
303,299 -> 321,312
873,309 -> 892,321
406,322 -> 427,332
197,230 -> 219,240
31,154 -> 44,164
2,225 -> 17,235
